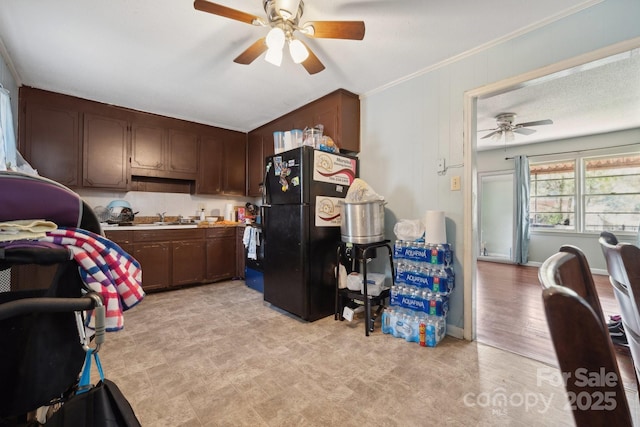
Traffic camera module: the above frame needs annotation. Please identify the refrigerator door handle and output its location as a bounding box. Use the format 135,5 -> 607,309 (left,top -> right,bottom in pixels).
264,160 -> 272,205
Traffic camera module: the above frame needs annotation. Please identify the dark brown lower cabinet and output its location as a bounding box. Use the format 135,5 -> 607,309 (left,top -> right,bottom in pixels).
173,239 -> 206,285
133,241 -> 171,292
106,227 -> 238,292
236,226 -> 246,279
206,228 -> 237,282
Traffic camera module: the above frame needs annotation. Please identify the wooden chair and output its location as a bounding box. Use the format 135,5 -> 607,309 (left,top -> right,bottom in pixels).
599,234 -> 640,387
539,247 -> 632,426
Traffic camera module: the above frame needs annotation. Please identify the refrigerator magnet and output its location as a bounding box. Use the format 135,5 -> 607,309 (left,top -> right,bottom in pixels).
279,166 -> 291,191
273,156 -> 283,175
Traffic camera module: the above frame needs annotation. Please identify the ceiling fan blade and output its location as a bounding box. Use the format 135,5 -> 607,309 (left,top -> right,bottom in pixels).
481,130 -> 501,140
302,21 -> 365,40
516,119 -> 553,127
299,41 -> 325,74
513,128 -> 536,136
233,38 -> 268,64
194,0 -> 262,25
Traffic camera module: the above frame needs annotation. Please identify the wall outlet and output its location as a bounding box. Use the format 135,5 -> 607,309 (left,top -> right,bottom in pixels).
451,175 -> 461,191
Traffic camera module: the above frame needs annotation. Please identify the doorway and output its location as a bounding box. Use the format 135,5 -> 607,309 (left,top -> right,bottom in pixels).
478,171 -> 515,262
462,37 -> 640,341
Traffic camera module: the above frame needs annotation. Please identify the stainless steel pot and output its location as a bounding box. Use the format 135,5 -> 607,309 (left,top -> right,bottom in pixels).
340,200 -> 386,243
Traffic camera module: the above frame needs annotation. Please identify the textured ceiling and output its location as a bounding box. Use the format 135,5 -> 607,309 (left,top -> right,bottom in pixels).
476,48 -> 640,151
0,0 -> 601,133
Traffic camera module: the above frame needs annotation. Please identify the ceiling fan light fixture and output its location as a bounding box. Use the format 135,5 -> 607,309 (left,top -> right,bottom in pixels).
265,46 -> 283,66
289,38 -> 308,63
505,130 -> 515,142
274,0 -> 301,20
265,27 -> 285,49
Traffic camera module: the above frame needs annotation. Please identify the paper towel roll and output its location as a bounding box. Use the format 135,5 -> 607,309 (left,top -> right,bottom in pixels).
424,210 -> 447,244
224,204 -> 235,221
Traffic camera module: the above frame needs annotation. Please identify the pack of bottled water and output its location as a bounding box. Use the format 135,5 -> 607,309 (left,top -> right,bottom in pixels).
389,284 -> 448,316
395,264 -> 454,294
393,240 -> 453,269
381,308 -> 446,346
381,240 -> 453,346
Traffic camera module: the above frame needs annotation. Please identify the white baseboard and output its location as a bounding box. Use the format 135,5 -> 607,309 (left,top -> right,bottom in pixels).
447,324 -> 464,340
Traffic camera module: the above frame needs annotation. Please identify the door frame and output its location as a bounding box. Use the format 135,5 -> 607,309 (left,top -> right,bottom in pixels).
462,36 -> 640,341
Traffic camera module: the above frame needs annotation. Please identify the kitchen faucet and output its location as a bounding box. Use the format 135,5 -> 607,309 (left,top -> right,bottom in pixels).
158,212 -> 166,222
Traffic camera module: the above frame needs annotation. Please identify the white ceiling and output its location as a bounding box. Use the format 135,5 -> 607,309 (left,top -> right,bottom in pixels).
1,0 -> 631,141
476,48 -> 640,151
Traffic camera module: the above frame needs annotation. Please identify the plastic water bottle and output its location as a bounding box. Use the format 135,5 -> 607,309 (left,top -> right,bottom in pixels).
426,316 -> 437,347
381,308 -> 393,335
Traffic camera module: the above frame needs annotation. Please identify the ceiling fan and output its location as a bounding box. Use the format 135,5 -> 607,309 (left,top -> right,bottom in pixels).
193,0 -> 365,74
480,113 -> 553,142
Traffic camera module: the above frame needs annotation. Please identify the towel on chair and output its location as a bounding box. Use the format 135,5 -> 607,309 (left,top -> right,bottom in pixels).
40,227 -> 144,331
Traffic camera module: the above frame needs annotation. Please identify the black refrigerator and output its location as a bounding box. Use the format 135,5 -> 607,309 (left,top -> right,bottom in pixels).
263,146 -> 358,321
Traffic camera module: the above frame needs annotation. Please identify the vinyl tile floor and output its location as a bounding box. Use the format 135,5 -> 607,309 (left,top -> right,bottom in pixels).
99,280 -> 640,426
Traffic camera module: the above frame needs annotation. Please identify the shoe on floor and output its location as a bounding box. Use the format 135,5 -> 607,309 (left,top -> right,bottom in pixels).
608,321 -> 628,346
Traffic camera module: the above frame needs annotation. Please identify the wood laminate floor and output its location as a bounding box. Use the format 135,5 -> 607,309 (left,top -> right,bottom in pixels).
476,260 -> 637,392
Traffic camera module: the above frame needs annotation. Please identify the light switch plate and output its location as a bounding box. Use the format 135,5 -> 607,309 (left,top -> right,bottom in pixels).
451,176 -> 461,191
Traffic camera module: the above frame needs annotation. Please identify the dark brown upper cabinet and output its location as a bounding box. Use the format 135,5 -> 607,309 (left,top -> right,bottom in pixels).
223,132 -> 247,196
21,101 -> 81,187
197,134 -> 223,195
167,129 -> 199,178
130,115 -> 199,180
82,113 -> 130,190
196,128 -> 246,196
20,87 -> 130,191
131,120 -> 166,173
246,89 -> 359,197
247,131 -> 265,197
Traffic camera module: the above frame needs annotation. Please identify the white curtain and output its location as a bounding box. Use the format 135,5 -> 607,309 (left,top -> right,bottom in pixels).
514,155 -> 530,264
0,87 -> 37,174
0,86 -> 17,171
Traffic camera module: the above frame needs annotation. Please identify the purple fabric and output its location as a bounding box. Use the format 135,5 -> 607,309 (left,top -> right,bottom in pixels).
0,241 -> 63,250
0,172 -> 82,227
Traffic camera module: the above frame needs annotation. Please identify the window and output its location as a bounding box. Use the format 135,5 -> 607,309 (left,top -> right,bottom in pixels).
530,153 -> 640,233
530,161 -> 576,230
583,155 -> 640,232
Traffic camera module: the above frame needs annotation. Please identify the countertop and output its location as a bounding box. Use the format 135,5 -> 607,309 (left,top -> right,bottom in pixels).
101,223 -> 244,231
